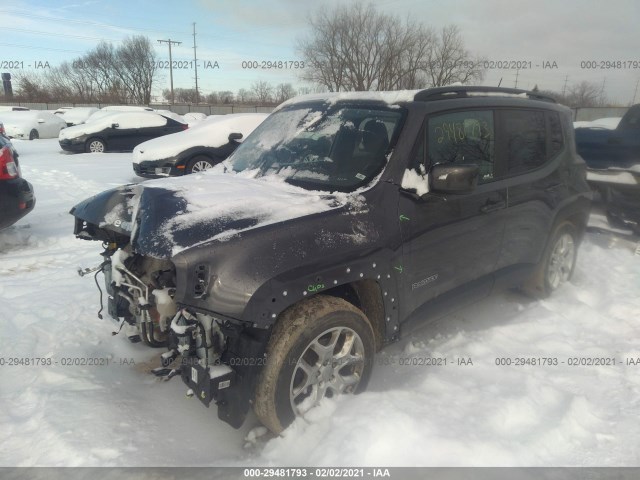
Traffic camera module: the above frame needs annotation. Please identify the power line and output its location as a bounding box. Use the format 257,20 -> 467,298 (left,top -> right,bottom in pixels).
157,39 -> 182,105
0,42 -> 84,54
0,9 -> 187,36
193,23 -> 199,104
3,26 -> 122,43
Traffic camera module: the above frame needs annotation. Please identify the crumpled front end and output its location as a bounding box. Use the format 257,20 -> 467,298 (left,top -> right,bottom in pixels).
70,182 -> 275,428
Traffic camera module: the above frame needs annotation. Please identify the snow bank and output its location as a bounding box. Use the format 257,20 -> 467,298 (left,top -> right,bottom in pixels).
132,113 -> 268,164
1,138 -> 640,467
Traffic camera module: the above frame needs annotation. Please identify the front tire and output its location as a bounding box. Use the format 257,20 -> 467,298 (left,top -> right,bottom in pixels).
186,155 -> 216,174
86,138 -> 106,153
522,221 -> 578,298
254,295 -> 375,434
29,129 -> 39,140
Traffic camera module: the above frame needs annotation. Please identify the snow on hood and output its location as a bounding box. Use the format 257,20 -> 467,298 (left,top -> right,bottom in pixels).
59,112 -> 169,140
132,113 -> 268,164
120,171 -> 344,258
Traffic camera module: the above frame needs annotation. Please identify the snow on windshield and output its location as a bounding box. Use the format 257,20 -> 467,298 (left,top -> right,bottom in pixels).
228,104 -> 404,193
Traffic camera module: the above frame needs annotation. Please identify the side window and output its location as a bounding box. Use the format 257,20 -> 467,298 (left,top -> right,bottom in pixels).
428,110 -> 495,184
618,106 -> 640,129
547,111 -> 564,158
502,110 -> 546,174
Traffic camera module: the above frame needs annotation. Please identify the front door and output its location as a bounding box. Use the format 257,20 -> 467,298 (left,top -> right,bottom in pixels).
398,109 -> 507,319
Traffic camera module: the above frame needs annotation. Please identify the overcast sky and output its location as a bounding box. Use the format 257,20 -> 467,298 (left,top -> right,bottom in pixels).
1,0 -> 639,104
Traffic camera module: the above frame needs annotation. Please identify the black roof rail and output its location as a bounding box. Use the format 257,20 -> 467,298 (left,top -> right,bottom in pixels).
414,86 -> 556,103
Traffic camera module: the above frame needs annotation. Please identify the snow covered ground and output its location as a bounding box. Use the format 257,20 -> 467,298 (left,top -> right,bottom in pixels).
0,139 -> 639,467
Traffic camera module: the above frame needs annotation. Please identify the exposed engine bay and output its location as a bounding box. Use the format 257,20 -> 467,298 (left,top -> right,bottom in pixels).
94,243 -> 254,419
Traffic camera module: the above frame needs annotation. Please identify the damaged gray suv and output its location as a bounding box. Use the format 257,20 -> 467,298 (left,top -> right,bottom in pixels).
71,86 -> 591,433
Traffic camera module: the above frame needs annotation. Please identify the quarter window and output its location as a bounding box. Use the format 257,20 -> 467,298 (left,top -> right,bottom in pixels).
503,110 -> 546,174
547,111 -> 564,158
428,110 -> 495,183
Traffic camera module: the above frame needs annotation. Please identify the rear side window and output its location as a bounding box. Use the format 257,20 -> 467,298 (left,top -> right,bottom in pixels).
427,110 -> 495,183
502,110 -> 546,174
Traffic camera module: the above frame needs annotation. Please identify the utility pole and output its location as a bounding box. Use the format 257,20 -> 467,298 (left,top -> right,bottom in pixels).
192,23 -> 199,104
632,78 -> 639,105
514,69 -> 519,88
157,38 -> 182,104
562,75 -> 569,96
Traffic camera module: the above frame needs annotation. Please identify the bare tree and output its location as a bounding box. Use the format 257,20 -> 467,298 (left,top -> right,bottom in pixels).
112,36 -> 158,104
216,91 -> 234,103
13,36 -> 158,104
14,72 -> 50,101
251,81 -> 274,104
423,25 -> 485,87
165,88 -> 199,103
236,88 -> 253,103
566,81 -> 606,107
537,81 -> 608,108
274,83 -> 297,103
298,3 -> 484,91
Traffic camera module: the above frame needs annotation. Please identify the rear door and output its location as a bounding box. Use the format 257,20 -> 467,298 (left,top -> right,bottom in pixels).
496,108 -> 568,270
398,108 -> 508,318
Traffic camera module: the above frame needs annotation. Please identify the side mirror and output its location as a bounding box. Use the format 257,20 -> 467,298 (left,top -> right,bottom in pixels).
111,123 -> 119,129
228,132 -> 243,142
430,164 -> 479,194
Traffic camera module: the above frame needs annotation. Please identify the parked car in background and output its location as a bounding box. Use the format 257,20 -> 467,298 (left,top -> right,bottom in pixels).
53,107 -> 74,115
587,167 -> 640,235
0,135 -> 35,230
183,112 -> 207,125
0,106 -> 30,112
102,105 -> 154,112
62,107 -> 99,126
154,109 -> 189,124
575,104 -> 640,170
84,106 -> 154,125
0,111 -> 67,140
132,113 -> 268,177
59,111 -> 187,153
573,117 -> 621,130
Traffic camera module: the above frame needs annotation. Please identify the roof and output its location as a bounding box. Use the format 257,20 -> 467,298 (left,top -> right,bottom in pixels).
277,86 -> 556,110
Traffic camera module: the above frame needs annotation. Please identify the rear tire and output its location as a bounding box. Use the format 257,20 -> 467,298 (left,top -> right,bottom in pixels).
254,295 -> 375,434
522,221 -> 578,298
186,155 -> 216,174
29,129 -> 39,140
86,138 -> 106,153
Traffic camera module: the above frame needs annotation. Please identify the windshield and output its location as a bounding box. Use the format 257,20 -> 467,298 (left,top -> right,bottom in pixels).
227,103 -> 405,192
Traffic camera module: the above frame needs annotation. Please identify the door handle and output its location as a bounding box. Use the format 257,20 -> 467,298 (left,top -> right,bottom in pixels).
480,200 -> 506,213
545,183 -> 563,192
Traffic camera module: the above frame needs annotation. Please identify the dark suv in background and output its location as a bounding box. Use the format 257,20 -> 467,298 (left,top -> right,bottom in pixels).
71,86 -> 591,434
